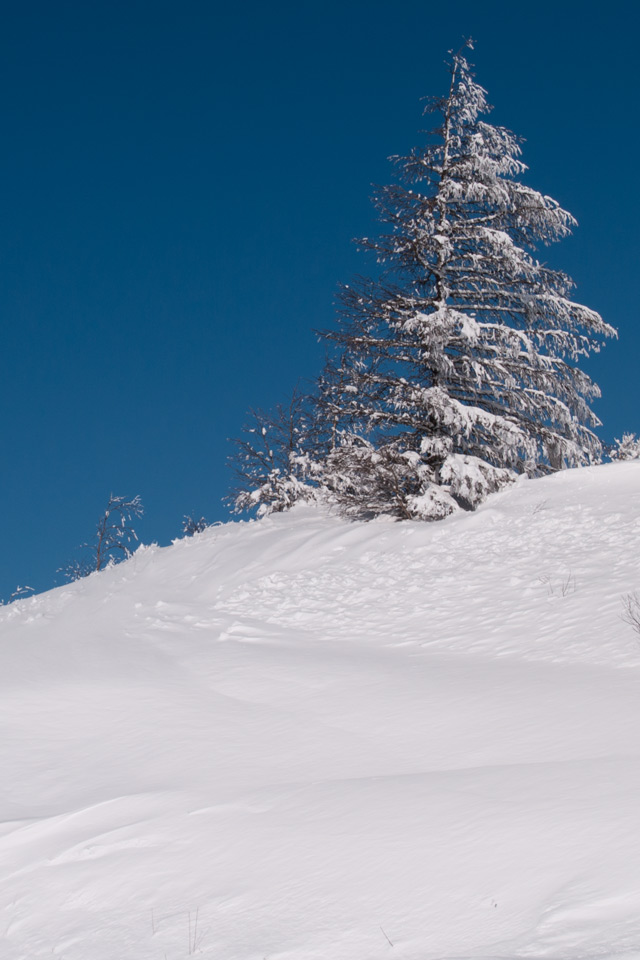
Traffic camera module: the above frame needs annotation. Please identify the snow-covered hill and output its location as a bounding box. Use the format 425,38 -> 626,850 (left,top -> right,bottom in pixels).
2,462 -> 640,960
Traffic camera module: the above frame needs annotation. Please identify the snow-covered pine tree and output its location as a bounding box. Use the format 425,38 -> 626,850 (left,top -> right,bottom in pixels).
319,42 -> 616,520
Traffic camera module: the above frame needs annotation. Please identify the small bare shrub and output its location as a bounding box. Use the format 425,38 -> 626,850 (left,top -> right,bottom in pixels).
539,573 -> 576,597
182,515 -> 209,536
0,585 -> 35,605
621,592 -> 640,637
60,494 -> 143,581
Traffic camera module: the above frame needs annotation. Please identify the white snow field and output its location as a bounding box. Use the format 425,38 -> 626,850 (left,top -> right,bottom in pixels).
2,462 -> 640,960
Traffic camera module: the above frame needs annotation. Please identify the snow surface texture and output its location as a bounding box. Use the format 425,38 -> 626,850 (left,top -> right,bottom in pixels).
2,462 -> 640,960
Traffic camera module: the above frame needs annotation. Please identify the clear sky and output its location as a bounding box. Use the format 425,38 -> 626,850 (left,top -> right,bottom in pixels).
1,0 -> 638,599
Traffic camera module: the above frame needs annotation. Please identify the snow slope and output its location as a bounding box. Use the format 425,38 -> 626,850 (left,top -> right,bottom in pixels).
2,462 -> 640,960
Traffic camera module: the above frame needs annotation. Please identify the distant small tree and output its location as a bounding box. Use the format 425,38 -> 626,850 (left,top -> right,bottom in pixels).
182,515 -> 209,536
61,494 -> 144,581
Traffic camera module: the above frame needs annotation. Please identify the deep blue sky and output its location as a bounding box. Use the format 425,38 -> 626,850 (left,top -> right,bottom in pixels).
1,1 -> 637,598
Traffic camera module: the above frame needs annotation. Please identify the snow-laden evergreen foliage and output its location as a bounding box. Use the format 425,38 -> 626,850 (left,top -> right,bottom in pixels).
229,44 -> 615,522
317,43 -> 615,520
229,389 -> 321,516
609,433 -> 640,461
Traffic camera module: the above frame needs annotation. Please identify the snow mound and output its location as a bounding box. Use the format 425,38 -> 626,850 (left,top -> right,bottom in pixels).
2,462 -> 640,960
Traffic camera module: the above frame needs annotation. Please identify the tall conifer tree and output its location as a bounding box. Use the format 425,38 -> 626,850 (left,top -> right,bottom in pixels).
320,43 -> 615,519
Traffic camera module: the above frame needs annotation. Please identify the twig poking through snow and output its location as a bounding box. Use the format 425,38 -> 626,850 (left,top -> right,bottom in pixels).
380,925 -> 394,947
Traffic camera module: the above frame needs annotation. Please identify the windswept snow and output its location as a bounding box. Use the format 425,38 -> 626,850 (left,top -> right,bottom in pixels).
2,462 -> 640,960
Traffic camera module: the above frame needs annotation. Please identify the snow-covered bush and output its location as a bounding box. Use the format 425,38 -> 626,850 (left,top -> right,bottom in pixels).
323,436 -> 448,520
324,435 -> 515,520
234,464 -> 318,518
610,433 -> 640,461
438,454 -> 516,511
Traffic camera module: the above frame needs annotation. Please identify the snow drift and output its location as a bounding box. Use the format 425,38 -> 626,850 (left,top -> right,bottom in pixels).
2,462 -> 640,960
